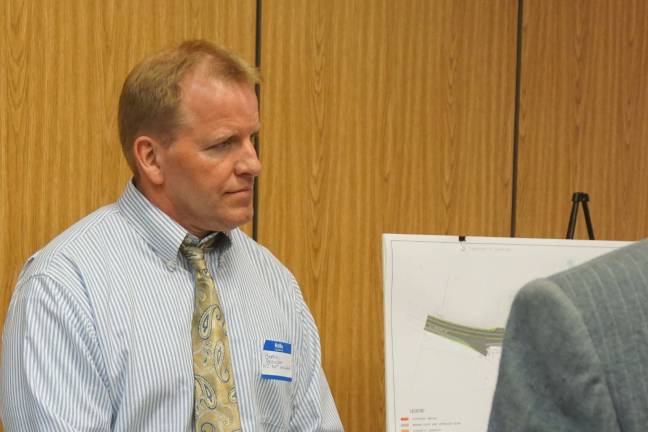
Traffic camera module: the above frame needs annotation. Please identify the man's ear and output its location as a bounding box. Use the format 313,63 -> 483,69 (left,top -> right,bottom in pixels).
133,136 -> 165,186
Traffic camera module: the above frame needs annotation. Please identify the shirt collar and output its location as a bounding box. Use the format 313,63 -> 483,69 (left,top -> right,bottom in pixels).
117,180 -> 233,265
183,231 -> 230,250
117,180 -> 187,265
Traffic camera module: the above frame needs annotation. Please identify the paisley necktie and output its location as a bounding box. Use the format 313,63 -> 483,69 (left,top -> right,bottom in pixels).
180,236 -> 241,432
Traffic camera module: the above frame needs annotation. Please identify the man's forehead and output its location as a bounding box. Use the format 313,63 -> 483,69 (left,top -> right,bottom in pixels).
180,60 -> 255,96
181,74 -> 250,102
178,73 -> 257,120
174,62 -> 257,126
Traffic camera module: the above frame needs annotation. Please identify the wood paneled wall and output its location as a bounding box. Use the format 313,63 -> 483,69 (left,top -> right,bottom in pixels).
517,0 -> 648,240
258,1 -> 517,429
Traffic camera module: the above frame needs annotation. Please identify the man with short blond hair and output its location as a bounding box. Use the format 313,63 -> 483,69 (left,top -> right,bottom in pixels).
1,40 -> 343,431
118,40 -> 260,175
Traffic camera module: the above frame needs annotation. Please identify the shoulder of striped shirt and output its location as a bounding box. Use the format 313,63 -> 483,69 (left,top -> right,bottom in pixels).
17,203 -> 121,283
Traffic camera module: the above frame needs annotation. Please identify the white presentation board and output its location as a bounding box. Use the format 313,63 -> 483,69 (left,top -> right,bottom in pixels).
383,234 -> 631,432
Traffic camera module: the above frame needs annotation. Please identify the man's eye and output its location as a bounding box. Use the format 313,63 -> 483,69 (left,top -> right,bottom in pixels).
209,139 -> 233,150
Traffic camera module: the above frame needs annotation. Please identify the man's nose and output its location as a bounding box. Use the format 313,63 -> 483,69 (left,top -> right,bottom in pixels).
235,139 -> 262,177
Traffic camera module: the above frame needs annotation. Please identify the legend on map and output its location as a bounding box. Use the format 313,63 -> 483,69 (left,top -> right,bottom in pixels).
397,409 -> 461,432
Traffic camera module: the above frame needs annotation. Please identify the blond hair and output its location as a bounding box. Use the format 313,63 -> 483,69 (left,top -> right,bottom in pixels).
118,40 -> 260,174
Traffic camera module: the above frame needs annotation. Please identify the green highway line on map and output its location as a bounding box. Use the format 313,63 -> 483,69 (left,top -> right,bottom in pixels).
424,315 -> 505,356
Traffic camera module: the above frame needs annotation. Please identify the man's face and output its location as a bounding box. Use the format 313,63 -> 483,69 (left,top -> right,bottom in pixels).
156,73 -> 261,236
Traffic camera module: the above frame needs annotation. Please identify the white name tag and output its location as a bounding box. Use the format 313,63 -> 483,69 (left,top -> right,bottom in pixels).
261,340 -> 292,382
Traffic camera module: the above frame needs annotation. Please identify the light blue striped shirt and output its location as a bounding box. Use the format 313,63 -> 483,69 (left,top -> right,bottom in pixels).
1,181 -> 343,431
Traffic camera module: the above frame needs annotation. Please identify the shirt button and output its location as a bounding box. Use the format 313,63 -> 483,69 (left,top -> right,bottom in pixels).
165,260 -> 176,271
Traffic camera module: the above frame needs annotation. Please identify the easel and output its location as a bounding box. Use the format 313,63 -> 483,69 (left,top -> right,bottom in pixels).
566,192 -> 595,240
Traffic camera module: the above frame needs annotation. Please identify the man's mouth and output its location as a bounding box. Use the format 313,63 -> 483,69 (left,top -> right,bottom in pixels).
227,187 -> 253,195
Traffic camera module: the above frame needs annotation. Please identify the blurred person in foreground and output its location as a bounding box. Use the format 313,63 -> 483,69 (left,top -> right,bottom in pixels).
488,239 -> 648,432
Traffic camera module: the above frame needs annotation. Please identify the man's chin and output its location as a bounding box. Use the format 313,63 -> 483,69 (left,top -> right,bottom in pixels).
215,210 -> 254,232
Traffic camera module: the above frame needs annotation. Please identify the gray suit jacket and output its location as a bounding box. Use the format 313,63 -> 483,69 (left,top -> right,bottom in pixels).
488,239 -> 648,432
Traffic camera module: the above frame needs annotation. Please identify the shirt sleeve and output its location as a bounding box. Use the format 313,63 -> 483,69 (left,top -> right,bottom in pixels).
289,279 -> 344,432
1,274 -> 112,431
487,278 -> 621,432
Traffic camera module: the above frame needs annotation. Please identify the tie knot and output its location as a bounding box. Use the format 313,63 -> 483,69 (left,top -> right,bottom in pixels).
180,236 -> 216,271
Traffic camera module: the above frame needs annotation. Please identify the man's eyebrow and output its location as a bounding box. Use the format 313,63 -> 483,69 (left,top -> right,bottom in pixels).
198,132 -> 231,147
203,124 -> 261,143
